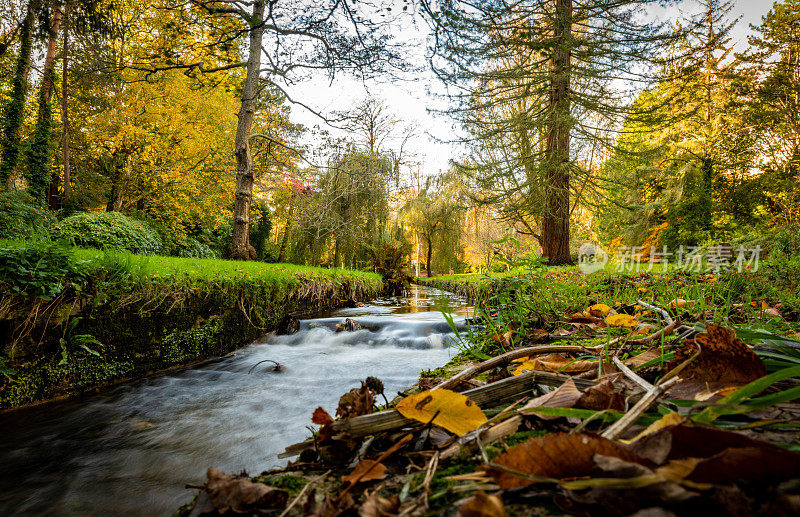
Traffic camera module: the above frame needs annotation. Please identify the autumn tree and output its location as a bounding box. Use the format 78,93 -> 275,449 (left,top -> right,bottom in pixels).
126,0 -> 404,260
739,0 -> 800,226
423,0 -> 680,264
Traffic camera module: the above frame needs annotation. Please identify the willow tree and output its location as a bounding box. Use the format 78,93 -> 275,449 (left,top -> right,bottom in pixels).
423,0 -> 681,264
127,0 -> 403,260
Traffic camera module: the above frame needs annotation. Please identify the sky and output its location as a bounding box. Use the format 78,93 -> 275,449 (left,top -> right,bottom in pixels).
285,0 -> 776,179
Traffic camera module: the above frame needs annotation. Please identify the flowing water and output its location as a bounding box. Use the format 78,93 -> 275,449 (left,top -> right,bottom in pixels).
0,285 -> 469,516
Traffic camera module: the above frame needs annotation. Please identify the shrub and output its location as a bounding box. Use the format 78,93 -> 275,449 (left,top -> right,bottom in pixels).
53,211 -> 162,255
0,190 -> 55,240
175,237 -> 217,259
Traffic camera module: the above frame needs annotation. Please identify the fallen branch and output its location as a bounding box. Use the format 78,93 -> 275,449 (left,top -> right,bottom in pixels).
600,377 -> 680,440
432,345 -> 592,391
612,356 -> 655,392
440,414 -> 523,461
280,371 -> 597,457
636,300 -> 674,326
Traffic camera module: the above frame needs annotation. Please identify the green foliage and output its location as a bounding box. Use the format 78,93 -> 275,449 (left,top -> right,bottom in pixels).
53,211 -> 163,255
23,66 -> 56,200
366,239 -> 412,295
175,237 -> 217,259
0,8 -> 33,183
0,242 -> 87,300
250,202 -> 273,261
59,318 -> 102,365
0,190 -> 56,240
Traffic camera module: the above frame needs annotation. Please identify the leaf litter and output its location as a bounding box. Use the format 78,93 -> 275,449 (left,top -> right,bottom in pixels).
182,287 -> 800,516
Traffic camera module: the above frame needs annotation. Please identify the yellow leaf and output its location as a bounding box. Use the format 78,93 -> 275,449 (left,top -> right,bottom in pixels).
396,389 -> 487,436
605,314 -> 639,328
668,299 -> 692,310
513,359 -> 541,375
587,303 -> 612,317
621,411 -> 684,444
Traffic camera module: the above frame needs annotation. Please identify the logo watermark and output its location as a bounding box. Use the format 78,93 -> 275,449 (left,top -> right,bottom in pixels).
578,243 -> 761,275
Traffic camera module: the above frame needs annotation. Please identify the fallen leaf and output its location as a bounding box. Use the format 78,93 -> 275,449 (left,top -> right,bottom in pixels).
587,303 -> 613,318
337,382 -> 375,419
667,299 -> 692,310
396,389 -> 487,436
521,378 -> 583,419
201,468 -> 288,514
625,349 -> 662,368
666,325 -> 766,400
459,490 -> 506,517
484,432 -> 649,489
491,330 -> 514,349
577,379 -> 626,411
686,446 -> 800,484
606,314 -> 640,328
621,411 -> 684,445
312,407 -> 334,426
341,459 -> 387,485
359,491 -> 400,517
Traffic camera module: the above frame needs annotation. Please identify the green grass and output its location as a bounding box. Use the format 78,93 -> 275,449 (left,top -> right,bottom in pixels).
1,239 -> 382,287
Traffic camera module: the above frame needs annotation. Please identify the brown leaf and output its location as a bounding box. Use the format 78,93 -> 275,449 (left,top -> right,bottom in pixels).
687,446 -> 800,484
312,406 -> 334,425
491,330 -> 514,349
201,468 -> 288,513
484,433 -> 650,489
521,378 -> 583,420
577,378 -> 626,411
337,382 -> 375,419
625,420 -> 791,467
667,325 -> 766,399
459,490 -> 506,517
625,349 -> 662,368
341,459 -> 387,485
359,491 -> 400,517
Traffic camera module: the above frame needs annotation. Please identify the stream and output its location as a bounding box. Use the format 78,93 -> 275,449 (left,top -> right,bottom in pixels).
0,285 -> 469,516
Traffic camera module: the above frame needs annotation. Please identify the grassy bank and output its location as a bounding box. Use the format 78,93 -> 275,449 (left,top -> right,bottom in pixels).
0,241 -> 383,409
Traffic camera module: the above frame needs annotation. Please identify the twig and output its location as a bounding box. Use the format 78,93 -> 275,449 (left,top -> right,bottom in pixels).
636,300 -> 674,326
601,377 -> 680,440
432,345 -> 592,391
612,356 -> 655,392
247,359 -> 283,374
278,470 -> 331,517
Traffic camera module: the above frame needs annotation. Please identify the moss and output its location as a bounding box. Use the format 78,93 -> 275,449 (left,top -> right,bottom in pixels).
255,474 -> 308,496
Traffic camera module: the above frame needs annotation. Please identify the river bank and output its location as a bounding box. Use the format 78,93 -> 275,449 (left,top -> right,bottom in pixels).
177,264 -> 800,517
0,241 -> 383,410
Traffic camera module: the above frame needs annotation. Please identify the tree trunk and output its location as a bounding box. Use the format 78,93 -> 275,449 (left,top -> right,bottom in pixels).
540,0 -> 573,266
701,156 -> 714,236
43,6 -> 62,208
62,2 -> 70,203
106,154 -> 128,212
227,0 -> 265,261
425,235 -> 433,277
